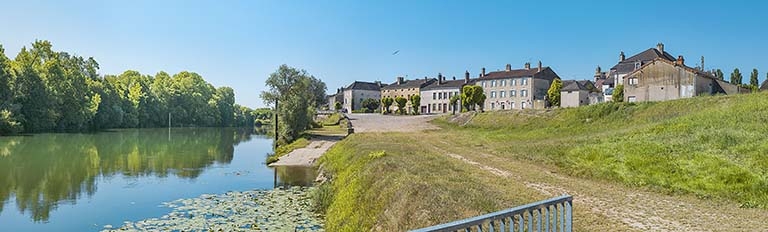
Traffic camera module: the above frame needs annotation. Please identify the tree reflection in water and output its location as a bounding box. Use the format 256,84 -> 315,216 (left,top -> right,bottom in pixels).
0,128 -> 255,222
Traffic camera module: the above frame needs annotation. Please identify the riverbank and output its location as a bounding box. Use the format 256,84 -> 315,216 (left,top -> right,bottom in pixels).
315,94 -> 768,231
269,135 -> 343,166
103,186 -> 323,231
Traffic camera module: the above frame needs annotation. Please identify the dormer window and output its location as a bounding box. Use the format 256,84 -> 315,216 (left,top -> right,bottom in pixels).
634,61 -> 642,70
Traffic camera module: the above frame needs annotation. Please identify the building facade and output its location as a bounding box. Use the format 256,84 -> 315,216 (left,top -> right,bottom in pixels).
476,62 -> 560,110
380,77 -> 435,114
341,81 -> 383,112
420,72 -> 474,114
622,57 -> 745,102
560,80 -> 597,107
595,43 -> 678,102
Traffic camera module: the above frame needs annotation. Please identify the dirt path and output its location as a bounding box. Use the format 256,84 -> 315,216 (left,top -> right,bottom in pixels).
347,113 -> 440,132
269,135 -> 342,167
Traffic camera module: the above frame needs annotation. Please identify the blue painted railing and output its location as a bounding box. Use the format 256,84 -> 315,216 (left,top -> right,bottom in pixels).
411,195 -> 573,232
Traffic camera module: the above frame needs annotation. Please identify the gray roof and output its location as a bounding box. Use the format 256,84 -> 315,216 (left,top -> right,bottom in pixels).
561,80 -> 595,92
611,48 -> 676,74
381,78 -> 436,90
480,67 -> 549,80
761,79 -> 768,91
345,81 -> 383,91
422,79 -> 475,91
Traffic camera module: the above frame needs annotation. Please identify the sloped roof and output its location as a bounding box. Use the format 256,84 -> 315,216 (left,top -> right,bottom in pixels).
625,58 -> 716,80
479,67 -> 549,80
561,80 -> 595,92
422,79 -> 475,91
761,79 -> 768,91
381,78 -> 436,90
345,81 -> 383,91
612,48 -> 676,74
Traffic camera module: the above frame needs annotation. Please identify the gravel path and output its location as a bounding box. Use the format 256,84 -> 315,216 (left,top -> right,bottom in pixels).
347,113 -> 440,132
269,135 -> 342,167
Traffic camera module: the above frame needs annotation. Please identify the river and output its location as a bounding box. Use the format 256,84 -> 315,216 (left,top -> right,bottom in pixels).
0,128 -> 316,231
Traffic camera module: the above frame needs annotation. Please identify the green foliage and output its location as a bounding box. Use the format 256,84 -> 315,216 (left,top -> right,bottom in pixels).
409,94 -> 421,115
449,94 -> 461,114
715,69 -> 724,80
394,96 -> 407,115
380,97 -> 394,114
0,40 -> 252,134
750,68 -> 759,88
613,84 -> 624,102
731,68 -> 743,85
461,85 -> 486,111
361,98 -> 379,112
321,113 -> 343,126
261,65 -> 326,142
0,109 -> 22,134
334,102 -> 342,111
368,150 -> 386,159
547,78 -> 562,107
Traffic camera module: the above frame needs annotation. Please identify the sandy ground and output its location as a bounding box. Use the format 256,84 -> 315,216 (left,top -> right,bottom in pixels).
347,113 -> 440,132
269,135 -> 342,167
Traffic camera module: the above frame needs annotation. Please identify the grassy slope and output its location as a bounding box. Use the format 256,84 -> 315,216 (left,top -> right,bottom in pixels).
440,92 -> 768,208
317,92 -> 768,231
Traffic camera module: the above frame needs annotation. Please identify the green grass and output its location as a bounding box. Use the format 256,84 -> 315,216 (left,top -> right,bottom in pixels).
435,92 -> 768,208
320,113 -> 344,126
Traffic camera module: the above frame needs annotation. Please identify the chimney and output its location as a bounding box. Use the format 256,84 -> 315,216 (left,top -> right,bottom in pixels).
656,43 -> 664,53
505,64 -> 512,72
465,70 -> 470,83
375,81 -> 382,87
452,76 -> 456,80
676,55 -> 685,66
524,62 -> 531,70
537,60 -> 542,72
700,56 -> 705,71
620,51 -> 625,62
397,76 -> 404,85
437,73 -> 442,85
481,67 -> 486,77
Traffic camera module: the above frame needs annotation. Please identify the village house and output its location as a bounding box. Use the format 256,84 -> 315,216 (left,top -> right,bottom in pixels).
327,88 -> 344,110
622,55 -> 746,102
420,72 -> 474,114
339,81 -> 384,112
381,77 -> 436,113
560,80 -> 599,107
595,43 -> 677,102
476,61 -> 560,110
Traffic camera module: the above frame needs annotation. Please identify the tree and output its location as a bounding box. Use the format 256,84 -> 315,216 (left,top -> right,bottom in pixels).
394,96 -> 407,115
613,85 -> 624,102
750,69 -> 759,88
546,78 -> 562,107
715,69 -> 724,80
334,102 -> 342,111
449,94 -> 461,115
731,68 -> 743,85
361,98 -> 379,113
461,85 -> 486,111
309,76 -> 327,107
409,94 -> 421,115
381,97 -> 394,114
260,65 -> 324,142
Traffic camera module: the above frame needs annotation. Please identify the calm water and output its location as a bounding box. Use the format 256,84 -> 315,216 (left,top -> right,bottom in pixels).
0,128 -> 315,231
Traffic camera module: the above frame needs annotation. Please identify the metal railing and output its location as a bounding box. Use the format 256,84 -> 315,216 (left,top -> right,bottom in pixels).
411,195 -> 573,232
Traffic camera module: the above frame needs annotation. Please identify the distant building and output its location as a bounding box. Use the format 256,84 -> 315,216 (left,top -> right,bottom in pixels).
341,81 -> 384,112
381,77 -> 436,114
622,55 -> 746,102
596,43 -> 678,102
560,80 -> 599,107
476,61 -> 560,110
421,72 -> 474,114
327,88 -> 344,110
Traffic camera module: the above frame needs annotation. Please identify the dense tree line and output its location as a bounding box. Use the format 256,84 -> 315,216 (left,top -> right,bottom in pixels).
0,40 -> 255,134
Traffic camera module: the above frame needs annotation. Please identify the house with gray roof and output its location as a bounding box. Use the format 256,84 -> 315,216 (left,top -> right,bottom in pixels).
420,72 -> 474,114
340,81 -> 384,112
476,61 -> 560,110
560,80 -> 598,107
381,77 -> 436,114
596,43 -> 677,102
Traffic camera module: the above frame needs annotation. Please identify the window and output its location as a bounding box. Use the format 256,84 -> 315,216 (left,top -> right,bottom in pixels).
522,101 -> 527,109
521,78 -> 528,85
433,92 -> 436,100
482,81 -> 486,87
521,90 -> 528,97
511,79 -> 517,86
491,91 -> 496,98
500,91 -> 506,98
501,102 -> 505,110
491,80 -> 496,87
448,92 -> 452,98
501,80 -> 506,86
510,102 -> 515,109
628,96 -> 637,103
510,90 -> 516,97
629,78 -> 638,85
491,102 -> 495,110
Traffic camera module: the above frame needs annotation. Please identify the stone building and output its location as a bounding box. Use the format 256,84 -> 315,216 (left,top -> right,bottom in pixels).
341,81 -> 384,112
476,61 -> 560,110
596,43 -> 677,102
420,72 -> 474,114
560,80 -> 598,107
380,77 -> 436,113
622,56 -> 745,102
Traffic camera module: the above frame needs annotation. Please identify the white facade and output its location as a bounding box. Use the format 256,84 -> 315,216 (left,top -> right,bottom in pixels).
343,89 -> 381,112
421,88 -> 461,114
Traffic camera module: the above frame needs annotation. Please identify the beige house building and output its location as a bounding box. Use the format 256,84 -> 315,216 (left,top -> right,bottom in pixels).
476,61 -> 560,110
560,80 -> 598,107
381,77 -> 435,114
595,43 -> 677,102
420,72 -> 474,114
341,81 -> 383,112
622,56 -> 746,102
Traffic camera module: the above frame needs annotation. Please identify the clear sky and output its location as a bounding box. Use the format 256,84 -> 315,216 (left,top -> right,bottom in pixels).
2,0 -> 766,108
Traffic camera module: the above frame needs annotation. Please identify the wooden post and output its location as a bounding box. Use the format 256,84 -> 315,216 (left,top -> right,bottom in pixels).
274,99 -> 279,148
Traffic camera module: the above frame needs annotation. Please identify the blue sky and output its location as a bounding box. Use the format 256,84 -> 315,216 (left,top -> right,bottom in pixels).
2,0 -> 766,108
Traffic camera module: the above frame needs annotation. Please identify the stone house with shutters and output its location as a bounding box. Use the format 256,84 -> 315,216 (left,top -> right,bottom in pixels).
420,72 -> 475,114
475,61 -> 560,110
380,77 -> 436,114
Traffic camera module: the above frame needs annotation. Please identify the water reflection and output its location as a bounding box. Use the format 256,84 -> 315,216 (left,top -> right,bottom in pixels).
0,128 -> 254,222
274,166 -> 318,187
